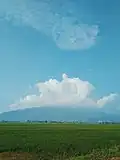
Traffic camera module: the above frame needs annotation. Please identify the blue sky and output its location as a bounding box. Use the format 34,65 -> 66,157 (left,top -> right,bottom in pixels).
0,0 -> 120,112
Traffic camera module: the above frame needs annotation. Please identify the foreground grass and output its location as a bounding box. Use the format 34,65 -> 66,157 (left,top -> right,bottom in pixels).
71,145 -> 120,160
0,123 -> 120,159
1,146 -> 120,160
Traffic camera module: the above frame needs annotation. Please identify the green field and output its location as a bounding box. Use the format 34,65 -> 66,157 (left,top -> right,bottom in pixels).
0,123 -> 120,159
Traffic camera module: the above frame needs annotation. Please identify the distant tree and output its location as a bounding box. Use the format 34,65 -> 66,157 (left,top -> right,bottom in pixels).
27,120 -> 31,123
45,120 -> 48,123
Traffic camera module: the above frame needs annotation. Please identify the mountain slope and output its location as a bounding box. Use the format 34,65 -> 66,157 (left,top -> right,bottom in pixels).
0,107 -> 120,122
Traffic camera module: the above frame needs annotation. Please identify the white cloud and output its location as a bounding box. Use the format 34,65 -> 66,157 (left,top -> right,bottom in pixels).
0,0 -> 99,50
97,93 -> 118,107
10,74 -> 118,109
53,18 -> 99,50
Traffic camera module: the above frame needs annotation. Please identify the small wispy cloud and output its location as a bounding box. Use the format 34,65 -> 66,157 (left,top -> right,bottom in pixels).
53,18 -> 99,50
0,0 -> 99,50
10,74 -> 118,109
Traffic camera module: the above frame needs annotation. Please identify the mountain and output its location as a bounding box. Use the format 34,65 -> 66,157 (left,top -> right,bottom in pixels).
0,107 -> 120,123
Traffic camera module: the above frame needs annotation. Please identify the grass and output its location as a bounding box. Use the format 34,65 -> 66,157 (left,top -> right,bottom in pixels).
0,123 -> 120,159
71,145 -> 120,160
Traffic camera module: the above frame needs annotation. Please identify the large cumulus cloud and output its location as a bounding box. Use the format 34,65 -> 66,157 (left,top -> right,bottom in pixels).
10,74 -> 118,109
